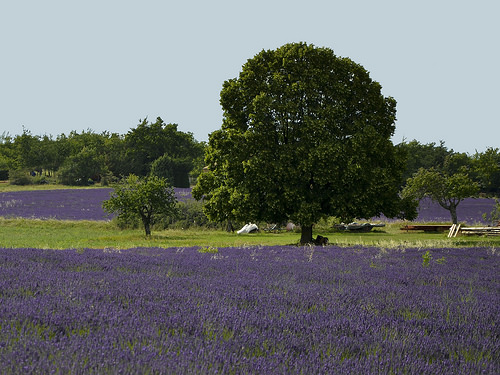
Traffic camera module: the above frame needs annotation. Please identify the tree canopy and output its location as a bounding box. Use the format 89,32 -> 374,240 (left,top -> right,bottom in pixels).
471,147 -> 500,195
124,117 -> 204,182
397,140 -> 453,183
193,42 -> 412,243
102,174 -> 178,236
0,119 -> 205,187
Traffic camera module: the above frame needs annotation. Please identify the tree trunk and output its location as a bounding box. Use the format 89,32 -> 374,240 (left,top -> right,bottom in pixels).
300,225 -> 313,245
142,218 -> 152,236
449,205 -> 458,224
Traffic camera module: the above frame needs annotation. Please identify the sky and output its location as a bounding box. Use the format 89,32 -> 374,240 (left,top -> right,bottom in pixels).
1,0 -> 498,154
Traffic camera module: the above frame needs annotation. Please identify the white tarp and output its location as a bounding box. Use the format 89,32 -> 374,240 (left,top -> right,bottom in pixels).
237,223 -> 258,234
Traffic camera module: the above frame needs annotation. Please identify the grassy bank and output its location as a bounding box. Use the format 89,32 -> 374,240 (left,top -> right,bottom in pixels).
1,218 -> 498,249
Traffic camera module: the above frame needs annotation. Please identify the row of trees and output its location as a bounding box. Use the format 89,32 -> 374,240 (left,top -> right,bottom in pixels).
398,140 -> 500,196
100,139 -> 499,237
395,142 -> 499,224
0,117 -> 205,187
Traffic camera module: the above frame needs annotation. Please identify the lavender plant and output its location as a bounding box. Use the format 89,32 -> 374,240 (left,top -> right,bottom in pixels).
0,246 -> 498,374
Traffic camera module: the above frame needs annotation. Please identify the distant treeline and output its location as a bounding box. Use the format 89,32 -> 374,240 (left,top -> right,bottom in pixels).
397,140 -> 499,196
0,117 -> 205,188
0,121 -> 498,195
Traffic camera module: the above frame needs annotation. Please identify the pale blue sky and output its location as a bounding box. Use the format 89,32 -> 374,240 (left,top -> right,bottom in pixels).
1,0 -> 498,154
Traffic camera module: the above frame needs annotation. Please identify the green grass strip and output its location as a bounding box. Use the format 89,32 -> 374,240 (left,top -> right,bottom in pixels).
1,218 -> 498,249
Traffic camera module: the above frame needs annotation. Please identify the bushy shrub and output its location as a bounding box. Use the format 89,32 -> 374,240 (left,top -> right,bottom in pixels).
113,215 -> 141,230
33,175 -> 51,185
8,170 -> 33,185
159,200 -> 220,229
100,171 -> 118,186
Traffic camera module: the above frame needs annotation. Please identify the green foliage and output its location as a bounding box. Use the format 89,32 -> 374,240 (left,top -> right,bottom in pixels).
435,256 -> 446,265
422,251 -> 432,267
422,251 -> 445,268
471,147 -> 500,195
124,117 -> 203,177
0,139 -> 14,179
114,199 -> 220,231
58,146 -> 106,186
402,168 -> 480,224
197,246 -> 219,254
397,142 -> 499,197
7,170 -> 53,186
483,198 -> 500,225
195,42 -> 409,244
443,152 -> 472,176
8,170 -> 33,185
0,125 -> 203,187
102,175 -> 178,236
160,200 -> 221,230
397,140 -> 453,182
33,175 -> 51,185
150,154 -> 192,188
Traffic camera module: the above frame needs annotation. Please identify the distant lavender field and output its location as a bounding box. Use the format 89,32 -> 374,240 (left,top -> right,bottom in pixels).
0,188 -> 496,223
416,197 -> 496,224
0,188 -> 193,221
0,246 -> 498,374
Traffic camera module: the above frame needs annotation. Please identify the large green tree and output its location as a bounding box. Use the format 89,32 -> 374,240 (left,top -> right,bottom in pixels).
194,42 -> 412,243
102,174 -> 178,236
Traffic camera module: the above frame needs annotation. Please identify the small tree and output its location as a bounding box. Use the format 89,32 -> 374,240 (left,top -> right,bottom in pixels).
402,168 -> 479,224
103,175 -> 177,236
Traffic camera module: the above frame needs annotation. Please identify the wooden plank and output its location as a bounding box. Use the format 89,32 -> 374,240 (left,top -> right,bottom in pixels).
460,227 -> 500,236
448,224 -> 456,238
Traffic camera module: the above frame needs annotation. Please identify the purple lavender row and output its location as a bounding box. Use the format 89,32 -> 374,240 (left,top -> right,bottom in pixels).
0,246 -> 498,373
0,188 -> 193,221
0,188 -> 496,222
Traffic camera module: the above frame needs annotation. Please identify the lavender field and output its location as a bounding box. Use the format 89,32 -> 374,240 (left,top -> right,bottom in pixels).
0,188 -> 193,221
0,188 -> 496,223
416,197 -> 497,224
0,246 -> 498,374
